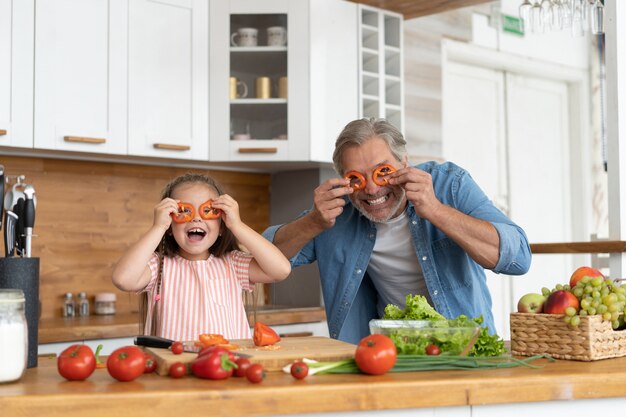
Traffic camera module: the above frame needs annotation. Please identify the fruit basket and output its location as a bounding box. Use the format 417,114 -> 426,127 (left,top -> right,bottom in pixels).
510,313 -> 626,361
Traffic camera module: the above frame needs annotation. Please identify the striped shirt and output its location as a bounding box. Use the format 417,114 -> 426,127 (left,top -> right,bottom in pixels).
142,251 -> 254,341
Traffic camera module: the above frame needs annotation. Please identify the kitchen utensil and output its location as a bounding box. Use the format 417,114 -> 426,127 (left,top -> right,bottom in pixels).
145,336 -> 356,376
3,177 -> 36,213
134,335 -> 201,353
3,211 -> 17,257
22,185 -> 35,258
13,198 -> 24,257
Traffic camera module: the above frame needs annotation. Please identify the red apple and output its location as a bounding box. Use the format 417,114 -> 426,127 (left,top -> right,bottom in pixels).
569,266 -> 604,288
543,290 -> 580,314
517,293 -> 546,313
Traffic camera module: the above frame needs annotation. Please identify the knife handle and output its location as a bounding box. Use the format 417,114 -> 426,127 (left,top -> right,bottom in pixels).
134,335 -> 174,349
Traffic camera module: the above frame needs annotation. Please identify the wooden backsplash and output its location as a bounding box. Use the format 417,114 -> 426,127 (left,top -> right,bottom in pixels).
0,155 -> 271,320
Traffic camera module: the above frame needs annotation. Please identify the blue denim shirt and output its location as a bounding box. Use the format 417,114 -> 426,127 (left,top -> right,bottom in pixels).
263,161 -> 532,344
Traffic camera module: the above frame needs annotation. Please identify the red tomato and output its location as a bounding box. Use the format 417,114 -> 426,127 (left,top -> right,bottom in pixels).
233,357 -> 251,377
106,346 -> 146,382
253,322 -> 281,347
425,344 -> 441,356
169,362 -> 187,378
171,341 -> 184,355
144,353 -> 157,373
354,334 -> 397,375
57,344 -> 97,381
290,361 -> 309,380
246,363 -> 265,383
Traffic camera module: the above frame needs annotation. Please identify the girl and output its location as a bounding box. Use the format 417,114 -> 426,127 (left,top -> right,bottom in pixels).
112,173 -> 291,341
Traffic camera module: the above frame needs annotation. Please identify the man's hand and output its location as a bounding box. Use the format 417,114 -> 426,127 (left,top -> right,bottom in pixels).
388,167 -> 442,221
310,178 -> 353,229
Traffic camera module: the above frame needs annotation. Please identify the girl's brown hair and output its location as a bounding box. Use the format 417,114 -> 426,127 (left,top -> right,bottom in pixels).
138,173 -> 239,335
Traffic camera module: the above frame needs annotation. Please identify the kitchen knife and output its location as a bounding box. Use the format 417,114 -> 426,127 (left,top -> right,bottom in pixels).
23,185 -> 35,257
13,197 -> 24,257
4,210 -> 17,257
134,335 -> 201,353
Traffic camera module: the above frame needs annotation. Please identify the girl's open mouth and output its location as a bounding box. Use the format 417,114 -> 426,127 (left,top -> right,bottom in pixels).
187,228 -> 207,241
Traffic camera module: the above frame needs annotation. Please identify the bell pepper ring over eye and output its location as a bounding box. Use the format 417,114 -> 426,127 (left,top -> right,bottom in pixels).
171,202 -> 194,223
199,200 -> 222,220
344,171 -> 366,191
372,164 -> 397,186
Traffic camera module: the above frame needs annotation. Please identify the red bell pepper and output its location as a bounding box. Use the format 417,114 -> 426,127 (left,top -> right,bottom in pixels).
191,346 -> 237,380
253,322 -> 281,347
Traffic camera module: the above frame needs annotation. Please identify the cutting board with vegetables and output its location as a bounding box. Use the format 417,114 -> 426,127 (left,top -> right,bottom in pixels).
145,336 -> 355,375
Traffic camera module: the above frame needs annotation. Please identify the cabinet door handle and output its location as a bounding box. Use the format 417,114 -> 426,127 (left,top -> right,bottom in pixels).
238,147 -> 278,154
64,136 -> 106,144
0,129 -> 7,136
153,143 -> 191,151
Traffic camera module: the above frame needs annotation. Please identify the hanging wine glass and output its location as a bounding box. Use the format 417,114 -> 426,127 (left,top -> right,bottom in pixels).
540,0 -> 553,32
551,0 -> 564,30
519,0 -> 534,31
531,0 -> 544,33
590,0 -> 604,34
570,0 -> 584,36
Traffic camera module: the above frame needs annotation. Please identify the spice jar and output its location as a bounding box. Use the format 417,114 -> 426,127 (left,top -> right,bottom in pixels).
94,292 -> 117,315
0,289 -> 28,383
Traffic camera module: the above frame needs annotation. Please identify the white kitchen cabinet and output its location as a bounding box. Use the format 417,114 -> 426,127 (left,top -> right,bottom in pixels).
0,0 -> 34,149
358,5 -> 404,134
34,0 -> 127,155
127,0 -> 209,160
209,0 -> 358,163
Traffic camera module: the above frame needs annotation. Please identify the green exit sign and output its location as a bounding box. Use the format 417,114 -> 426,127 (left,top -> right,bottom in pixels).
502,14 -> 524,36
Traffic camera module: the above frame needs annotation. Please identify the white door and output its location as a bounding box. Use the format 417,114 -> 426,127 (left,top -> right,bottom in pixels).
0,0 -> 33,148
127,0 -> 208,160
443,63 -> 574,339
34,0 -> 127,154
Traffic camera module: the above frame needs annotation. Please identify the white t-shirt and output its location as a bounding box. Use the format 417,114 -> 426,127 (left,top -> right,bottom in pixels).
367,209 -> 432,317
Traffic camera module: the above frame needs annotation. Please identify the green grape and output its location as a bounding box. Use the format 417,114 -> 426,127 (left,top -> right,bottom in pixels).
573,287 -> 584,298
581,276 -> 593,284
612,320 -> 621,329
570,316 -> 581,327
579,310 -> 588,317
587,307 -> 597,315
612,311 -> 621,321
603,312 -> 612,321
598,304 -> 608,314
592,290 -> 601,298
591,276 -> 604,287
584,285 -> 593,294
563,315 -> 572,325
580,299 -> 590,310
565,307 -> 577,317
609,303 -> 620,313
556,284 -> 563,291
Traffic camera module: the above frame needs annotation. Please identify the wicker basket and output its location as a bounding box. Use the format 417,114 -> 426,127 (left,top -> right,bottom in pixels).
510,312 -> 626,361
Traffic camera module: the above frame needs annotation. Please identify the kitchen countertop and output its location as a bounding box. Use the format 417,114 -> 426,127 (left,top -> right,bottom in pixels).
3,352 -> 626,416
38,306 -> 327,344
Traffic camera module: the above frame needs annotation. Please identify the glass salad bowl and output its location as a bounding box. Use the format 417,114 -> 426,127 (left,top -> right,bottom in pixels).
369,319 -> 480,356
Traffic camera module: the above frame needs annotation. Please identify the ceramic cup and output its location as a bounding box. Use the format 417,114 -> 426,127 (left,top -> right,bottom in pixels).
229,77 -> 248,99
267,26 -> 287,46
231,27 -> 258,47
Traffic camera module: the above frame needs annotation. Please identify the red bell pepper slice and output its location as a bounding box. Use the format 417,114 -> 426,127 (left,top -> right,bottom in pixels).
344,171 -> 366,191
372,164 -> 397,186
171,202 -> 194,223
199,200 -> 222,220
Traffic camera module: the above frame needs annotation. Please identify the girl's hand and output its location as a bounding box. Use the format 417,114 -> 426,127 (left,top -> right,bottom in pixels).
210,194 -> 241,230
153,197 -> 177,230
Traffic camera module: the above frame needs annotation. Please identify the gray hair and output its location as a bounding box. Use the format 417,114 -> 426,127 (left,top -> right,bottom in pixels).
332,118 -> 407,175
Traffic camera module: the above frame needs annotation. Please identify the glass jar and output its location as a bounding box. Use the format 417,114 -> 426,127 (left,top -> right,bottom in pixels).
0,289 -> 28,383
77,292 -> 90,317
94,292 -> 117,315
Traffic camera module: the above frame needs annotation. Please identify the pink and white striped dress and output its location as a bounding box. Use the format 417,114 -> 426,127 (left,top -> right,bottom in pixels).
142,251 -> 254,341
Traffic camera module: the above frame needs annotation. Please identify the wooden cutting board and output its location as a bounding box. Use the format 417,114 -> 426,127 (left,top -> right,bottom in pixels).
145,336 -> 356,375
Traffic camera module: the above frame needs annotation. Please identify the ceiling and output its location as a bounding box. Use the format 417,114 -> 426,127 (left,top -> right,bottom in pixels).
348,0 -> 493,20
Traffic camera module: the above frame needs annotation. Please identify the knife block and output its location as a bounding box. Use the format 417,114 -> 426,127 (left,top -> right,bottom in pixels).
0,257 -> 40,368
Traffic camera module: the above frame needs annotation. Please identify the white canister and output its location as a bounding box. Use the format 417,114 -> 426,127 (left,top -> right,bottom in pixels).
0,289 -> 28,383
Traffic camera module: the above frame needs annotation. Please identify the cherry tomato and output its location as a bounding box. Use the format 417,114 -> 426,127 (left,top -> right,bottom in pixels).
57,344 -> 97,381
253,322 -> 281,347
246,363 -> 265,384
372,164 -> 397,186
169,362 -> 187,379
171,341 -> 184,355
171,202 -> 194,223
290,361 -> 309,380
425,344 -> 441,356
344,171 -> 366,191
354,334 -> 397,375
233,357 -> 251,377
199,200 -> 222,220
106,346 -> 146,382
144,353 -> 157,373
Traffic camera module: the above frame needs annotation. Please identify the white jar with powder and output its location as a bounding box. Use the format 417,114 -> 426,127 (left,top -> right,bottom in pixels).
0,289 -> 27,383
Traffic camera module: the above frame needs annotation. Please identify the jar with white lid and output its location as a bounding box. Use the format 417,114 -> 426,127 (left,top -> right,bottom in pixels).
94,292 -> 117,315
0,289 -> 28,383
